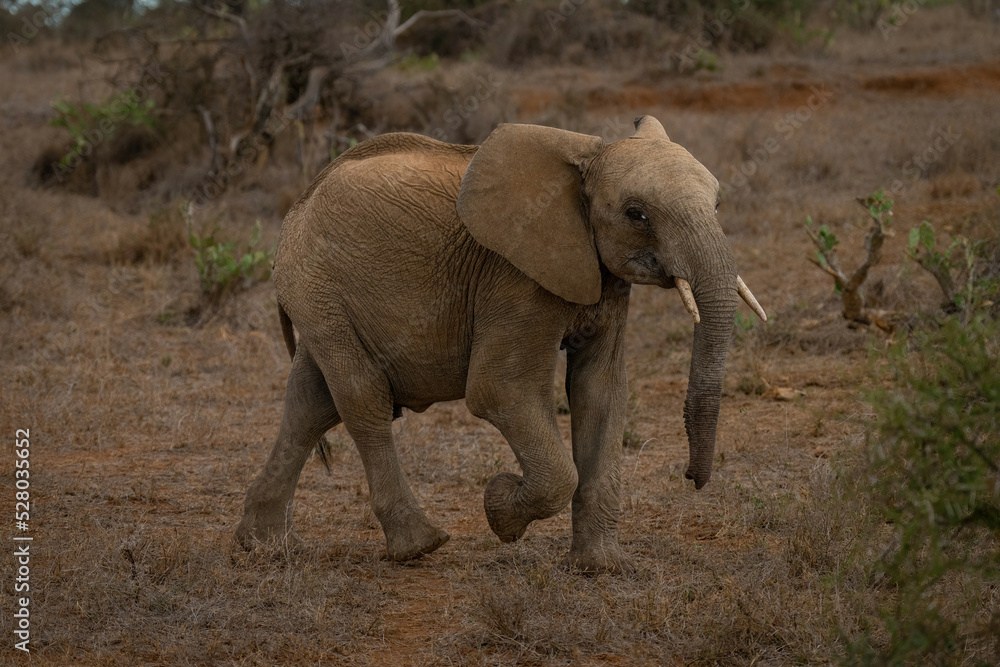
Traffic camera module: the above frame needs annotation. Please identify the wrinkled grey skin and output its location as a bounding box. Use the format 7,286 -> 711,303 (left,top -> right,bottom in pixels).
235,116 -> 744,572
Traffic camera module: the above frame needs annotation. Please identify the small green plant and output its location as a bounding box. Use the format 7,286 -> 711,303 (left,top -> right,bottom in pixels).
694,48 -> 720,72
848,315 -> 1000,664
734,311 -> 755,341
908,220 -> 1000,320
50,89 -> 156,166
806,189 -> 892,327
779,10 -> 836,49
187,219 -> 273,304
395,53 -> 439,72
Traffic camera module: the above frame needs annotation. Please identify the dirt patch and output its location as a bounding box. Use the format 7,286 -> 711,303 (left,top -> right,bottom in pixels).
2,7 -> 999,665
861,63 -> 1000,97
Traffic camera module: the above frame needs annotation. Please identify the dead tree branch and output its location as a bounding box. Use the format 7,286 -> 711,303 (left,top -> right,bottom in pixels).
807,191 -> 893,327
196,105 -> 219,176
364,0 -> 484,56
193,1 -> 250,42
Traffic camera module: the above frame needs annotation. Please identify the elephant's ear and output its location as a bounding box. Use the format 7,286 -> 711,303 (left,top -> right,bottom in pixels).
457,123 -> 605,305
631,115 -> 670,141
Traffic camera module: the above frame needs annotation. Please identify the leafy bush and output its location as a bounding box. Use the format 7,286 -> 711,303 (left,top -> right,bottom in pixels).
908,219 -> 1000,320
806,189 -> 892,326
848,315 -> 1000,664
187,219 -> 273,304
49,90 -> 157,166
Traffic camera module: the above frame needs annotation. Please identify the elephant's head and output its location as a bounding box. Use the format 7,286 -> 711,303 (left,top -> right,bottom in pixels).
457,116 -> 766,490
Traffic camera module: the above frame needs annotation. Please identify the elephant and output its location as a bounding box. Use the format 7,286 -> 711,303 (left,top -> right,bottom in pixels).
234,115 -> 766,572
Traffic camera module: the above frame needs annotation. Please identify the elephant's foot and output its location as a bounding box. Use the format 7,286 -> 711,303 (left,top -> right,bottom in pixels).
483,472 -> 533,542
382,511 -> 450,561
234,506 -> 300,551
567,539 -> 634,574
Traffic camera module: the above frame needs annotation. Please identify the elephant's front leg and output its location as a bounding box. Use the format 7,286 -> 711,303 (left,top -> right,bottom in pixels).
564,330 -> 632,573
467,341 -> 579,543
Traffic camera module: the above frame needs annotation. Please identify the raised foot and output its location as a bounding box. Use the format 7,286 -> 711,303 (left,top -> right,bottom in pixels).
567,541 -> 634,574
483,472 -> 533,543
384,513 -> 451,561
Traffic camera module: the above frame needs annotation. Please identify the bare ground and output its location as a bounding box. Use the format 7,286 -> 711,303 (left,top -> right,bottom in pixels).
2,6 -> 999,665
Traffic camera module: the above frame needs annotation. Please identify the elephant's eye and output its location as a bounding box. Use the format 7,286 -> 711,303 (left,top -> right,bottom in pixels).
626,208 -> 648,224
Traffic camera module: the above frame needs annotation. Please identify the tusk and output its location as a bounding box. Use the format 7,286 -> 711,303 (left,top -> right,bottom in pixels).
675,277 -> 700,324
737,275 -> 767,322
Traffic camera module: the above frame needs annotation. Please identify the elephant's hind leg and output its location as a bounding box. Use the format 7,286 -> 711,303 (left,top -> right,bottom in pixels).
236,344 -> 340,548
312,336 -> 449,561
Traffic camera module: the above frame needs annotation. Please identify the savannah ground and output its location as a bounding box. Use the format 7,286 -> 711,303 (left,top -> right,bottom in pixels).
1,1 -> 999,664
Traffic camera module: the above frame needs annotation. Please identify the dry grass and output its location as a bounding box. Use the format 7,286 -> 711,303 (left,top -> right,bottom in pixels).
2,6 -> 1000,665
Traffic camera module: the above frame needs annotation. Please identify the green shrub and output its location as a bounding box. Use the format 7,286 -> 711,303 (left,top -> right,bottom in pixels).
188,220 -> 272,304
847,315 -> 1000,664
805,189 -> 892,325
908,219 -> 1000,320
49,90 -> 157,166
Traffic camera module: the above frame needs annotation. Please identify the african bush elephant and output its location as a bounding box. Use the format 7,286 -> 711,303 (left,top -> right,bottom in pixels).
234,116 -> 766,572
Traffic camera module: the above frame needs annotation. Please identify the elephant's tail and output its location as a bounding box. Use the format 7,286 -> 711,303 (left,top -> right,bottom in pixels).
278,303 -> 296,360
277,302 -> 332,473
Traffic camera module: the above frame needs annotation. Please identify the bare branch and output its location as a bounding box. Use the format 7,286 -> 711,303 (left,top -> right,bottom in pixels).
286,66 -> 331,121
367,0 -> 484,55
807,255 -> 846,282
196,105 -> 218,176
394,8 -> 485,37
194,1 -> 249,42
913,252 -> 958,305
845,220 -> 887,292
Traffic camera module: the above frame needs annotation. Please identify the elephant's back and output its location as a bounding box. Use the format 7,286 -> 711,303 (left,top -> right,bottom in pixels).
275,133 -> 477,281
282,132 -> 477,231
271,133 -> 489,390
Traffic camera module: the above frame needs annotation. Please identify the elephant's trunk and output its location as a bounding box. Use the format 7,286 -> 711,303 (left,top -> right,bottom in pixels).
680,250 -> 738,490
